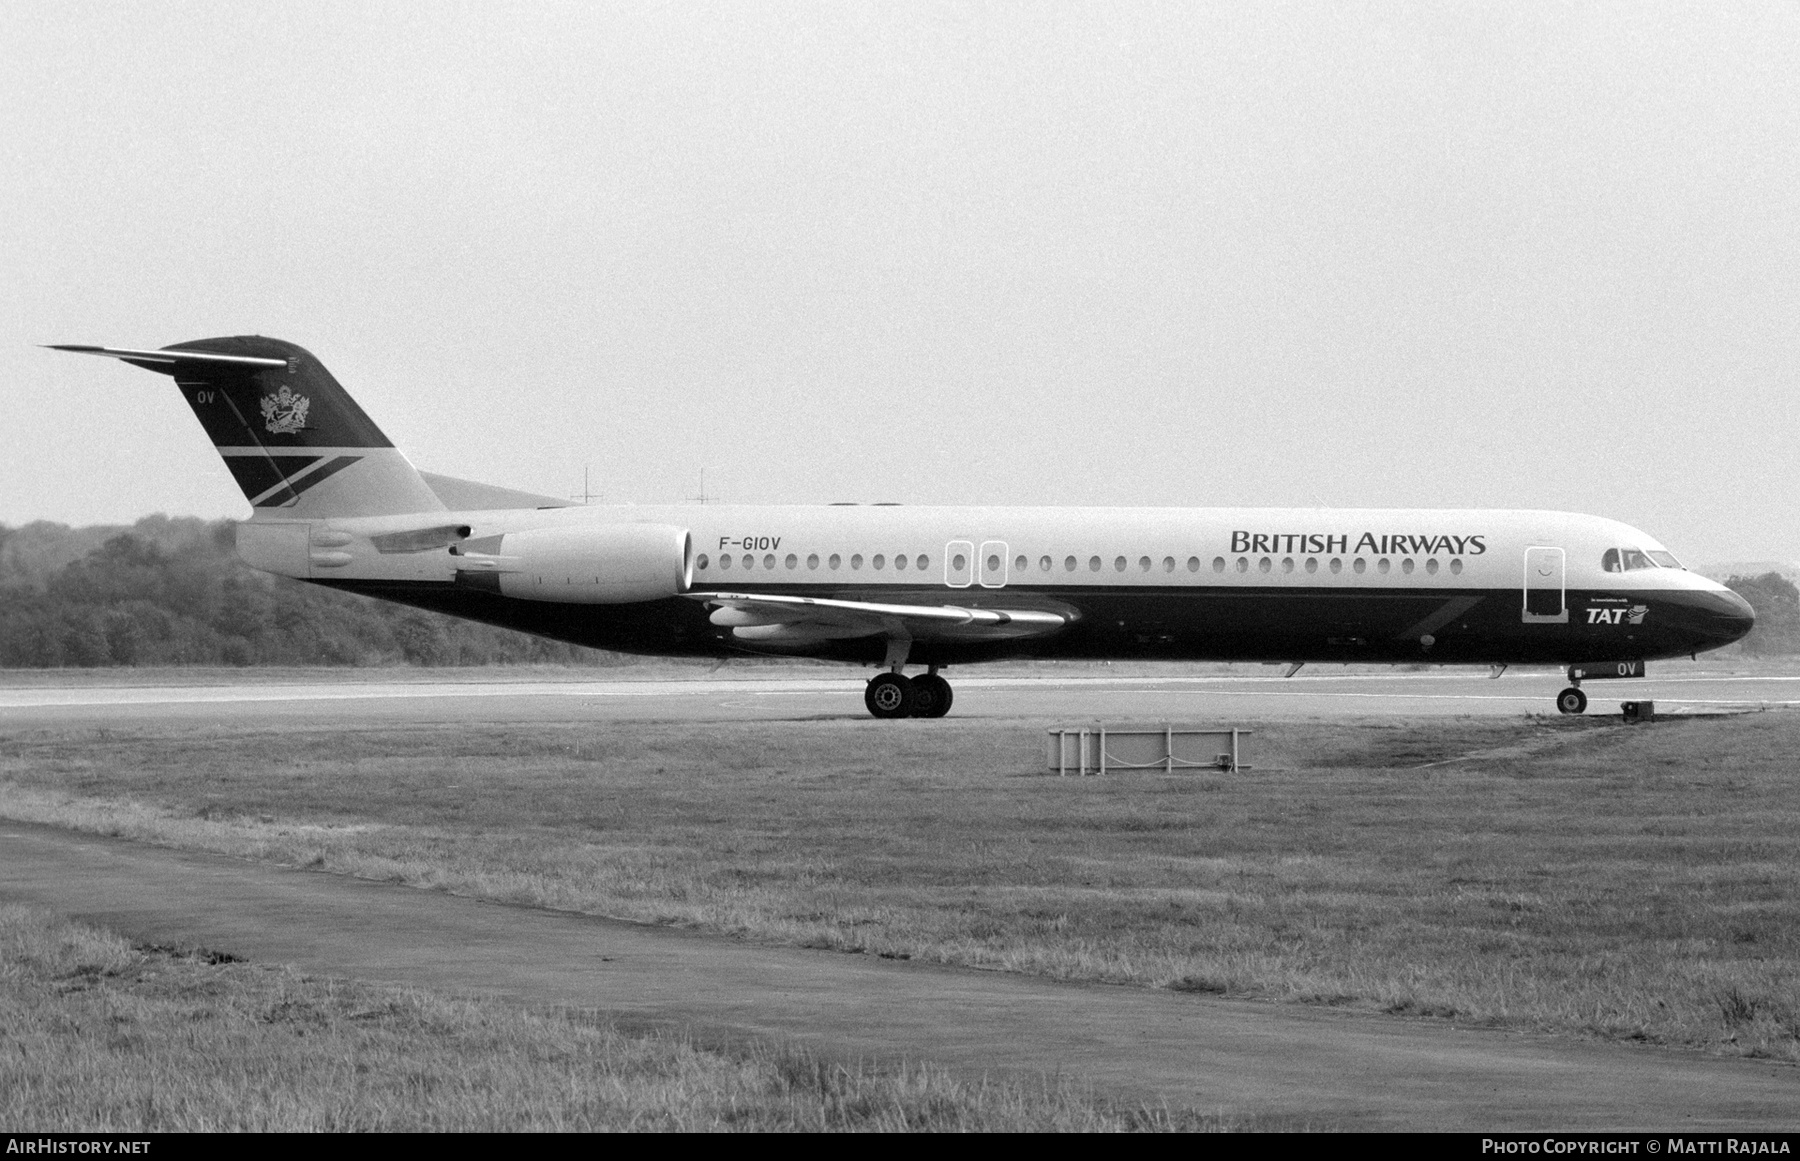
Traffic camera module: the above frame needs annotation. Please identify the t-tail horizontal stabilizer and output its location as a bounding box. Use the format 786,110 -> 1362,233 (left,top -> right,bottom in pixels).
49,336 -> 444,519
45,344 -> 290,369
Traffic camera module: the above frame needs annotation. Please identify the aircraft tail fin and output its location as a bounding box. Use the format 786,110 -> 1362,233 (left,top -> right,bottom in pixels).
48,337 -> 444,518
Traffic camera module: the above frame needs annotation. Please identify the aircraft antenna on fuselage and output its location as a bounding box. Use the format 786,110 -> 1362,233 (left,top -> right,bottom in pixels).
570,466 -> 601,505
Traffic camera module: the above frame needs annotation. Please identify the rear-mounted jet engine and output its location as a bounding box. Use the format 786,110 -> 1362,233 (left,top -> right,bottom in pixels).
455,523 -> 693,604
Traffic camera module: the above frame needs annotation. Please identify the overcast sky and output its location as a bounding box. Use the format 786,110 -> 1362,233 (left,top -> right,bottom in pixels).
4,1 -> 1796,564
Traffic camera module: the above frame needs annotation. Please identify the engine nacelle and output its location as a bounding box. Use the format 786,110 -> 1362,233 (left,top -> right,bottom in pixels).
474,523 -> 692,604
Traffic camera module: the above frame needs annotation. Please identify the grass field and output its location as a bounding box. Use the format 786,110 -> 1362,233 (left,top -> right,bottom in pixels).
2,708 -> 1798,1064
0,905 -> 1199,1131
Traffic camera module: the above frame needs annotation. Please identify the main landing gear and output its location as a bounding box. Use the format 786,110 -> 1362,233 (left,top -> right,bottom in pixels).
864,668 -> 954,719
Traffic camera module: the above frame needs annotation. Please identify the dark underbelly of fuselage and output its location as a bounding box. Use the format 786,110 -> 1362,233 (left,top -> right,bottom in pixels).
309,580 -> 1747,668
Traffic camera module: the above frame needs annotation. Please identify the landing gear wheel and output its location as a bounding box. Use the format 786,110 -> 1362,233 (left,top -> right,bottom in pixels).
1556,687 -> 1588,715
865,672 -> 916,719
911,674 -> 953,718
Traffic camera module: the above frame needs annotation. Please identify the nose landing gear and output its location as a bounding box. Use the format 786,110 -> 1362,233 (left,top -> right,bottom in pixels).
1555,686 -> 1588,715
1554,661 -> 1644,714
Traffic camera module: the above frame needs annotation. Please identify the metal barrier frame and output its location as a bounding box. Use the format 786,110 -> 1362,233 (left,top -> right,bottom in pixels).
1047,726 -> 1251,776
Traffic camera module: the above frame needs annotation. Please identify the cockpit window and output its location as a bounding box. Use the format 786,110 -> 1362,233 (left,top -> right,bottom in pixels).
1605,547 -> 1682,572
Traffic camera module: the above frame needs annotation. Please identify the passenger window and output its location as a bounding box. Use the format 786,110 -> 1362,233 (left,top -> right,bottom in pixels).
1281,557 -> 1294,573
1016,555 -> 1029,571
1329,558 -> 1342,574
917,555 -> 930,571
953,553 -> 966,571
872,555 -> 885,570
1353,558 -> 1367,574
696,554 -> 710,570
1040,555 -> 1052,572
717,554 -> 729,570
829,554 -> 841,570
785,554 -> 797,569
851,554 -> 863,570
1089,556 -> 1102,572
1065,556 -> 1077,572
1212,557 -> 1225,573
742,554 -> 754,569
1602,548 -> 1622,573
1236,557 -> 1249,573
807,554 -> 819,569
1258,557 -> 1272,573
1401,558 -> 1414,574
895,554 -> 907,570
1163,556 -> 1175,573
1425,558 -> 1439,575
763,554 -> 776,570
1305,558 -> 1318,574
1450,558 -> 1463,575
1377,558 -> 1390,574
1114,556 -> 1127,572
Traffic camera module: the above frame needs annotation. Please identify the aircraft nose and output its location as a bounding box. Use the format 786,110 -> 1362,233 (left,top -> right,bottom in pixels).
1697,587 -> 1756,646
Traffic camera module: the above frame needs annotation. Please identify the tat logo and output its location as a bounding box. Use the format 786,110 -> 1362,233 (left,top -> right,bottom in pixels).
260,385 -> 310,434
1587,604 -> 1648,626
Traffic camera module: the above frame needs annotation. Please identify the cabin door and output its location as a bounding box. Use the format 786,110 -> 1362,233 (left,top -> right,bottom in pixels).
1522,546 -> 1568,624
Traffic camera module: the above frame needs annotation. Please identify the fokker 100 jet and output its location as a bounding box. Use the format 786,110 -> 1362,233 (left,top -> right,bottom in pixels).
51,337 -> 1755,718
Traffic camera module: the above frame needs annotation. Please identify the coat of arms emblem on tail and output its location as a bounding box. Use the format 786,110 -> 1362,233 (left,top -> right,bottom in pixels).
260,385 -> 310,434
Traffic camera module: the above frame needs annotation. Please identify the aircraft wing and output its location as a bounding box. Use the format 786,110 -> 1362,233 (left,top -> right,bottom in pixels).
687,591 -> 1069,645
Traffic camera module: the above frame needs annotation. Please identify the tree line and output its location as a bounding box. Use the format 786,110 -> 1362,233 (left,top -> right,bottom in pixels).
1721,571 -> 1800,656
2,517 -> 1796,666
0,517 -> 622,668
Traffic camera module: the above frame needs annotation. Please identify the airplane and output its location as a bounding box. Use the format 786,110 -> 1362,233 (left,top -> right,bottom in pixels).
49,336 -> 1755,718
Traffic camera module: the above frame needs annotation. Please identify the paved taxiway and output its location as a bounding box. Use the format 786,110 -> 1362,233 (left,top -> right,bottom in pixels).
3,667 -> 1797,725
4,818 -> 1795,1131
